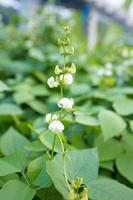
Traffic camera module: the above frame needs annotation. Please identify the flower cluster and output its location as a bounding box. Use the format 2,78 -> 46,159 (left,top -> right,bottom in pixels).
47,63 -> 76,88
46,26 -> 76,134
69,177 -> 88,200
45,113 -> 64,133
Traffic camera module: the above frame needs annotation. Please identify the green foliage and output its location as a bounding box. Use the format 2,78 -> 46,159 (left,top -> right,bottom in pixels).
98,110 -> 126,140
0,4 -> 133,199
0,127 -> 30,155
0,179 -> 35,200
0,150 -> 26,176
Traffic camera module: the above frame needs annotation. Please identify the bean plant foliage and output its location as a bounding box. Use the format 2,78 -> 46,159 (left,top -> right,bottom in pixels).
0,8 -> 133,200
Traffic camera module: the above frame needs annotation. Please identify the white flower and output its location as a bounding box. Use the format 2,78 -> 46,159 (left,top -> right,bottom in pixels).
97,69 -> 105,76
104,69 -> 112,76
59,73 -> 73,85
49,120 -> 64,133
105,63 -> 112,69
45,113 -> 58,123
58,97 -> 74,109
47,76 -> 58,88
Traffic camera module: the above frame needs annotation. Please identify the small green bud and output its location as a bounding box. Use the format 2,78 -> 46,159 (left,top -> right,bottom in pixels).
70,63 -> 76,74
55,65 -> 62,75
69,177 -> 88,200
64,26 -> 70,34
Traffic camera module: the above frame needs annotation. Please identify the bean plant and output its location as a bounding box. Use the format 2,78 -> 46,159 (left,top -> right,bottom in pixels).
0,25 -> 133,200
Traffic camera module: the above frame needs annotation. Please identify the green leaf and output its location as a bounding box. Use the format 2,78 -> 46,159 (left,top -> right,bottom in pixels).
29,48 -> 45,62
13,91 -> 34,104
32,85 -> 49,96
98,109 -> 126,140
0,127 -> 30,155
0,103 -> 23,116
0,150 -> 27,176
24,140 -> 47,152
96,139 -> 123,162
27,100 -> 47,114
46,148 -> 99,199
0,81 -> 10,92
39,130 -> 63,153
116,152 -> 133,183
75,113 -> 99,126
89,179 -> 133,200
0,179 -> 35,200
100,161 -> 114,172
113,98 -> 133,116
37,186 -> 63,200
27,155 -> 52,187
122,133 -> 133,152
0,174 -> 19,187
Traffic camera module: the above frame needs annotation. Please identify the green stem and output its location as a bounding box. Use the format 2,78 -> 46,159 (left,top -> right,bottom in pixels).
64,54 -> 66,68
57,134 -> 71,191
60,85 -> 64,98
51,134 -> 56,159
21,172 -> 30,186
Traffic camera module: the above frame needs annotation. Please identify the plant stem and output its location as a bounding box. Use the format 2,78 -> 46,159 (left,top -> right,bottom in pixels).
21,172 -> 30,186
64,54 -> 66,68
57,133 -> 71,191
60,85 -> 64,98
51,134 -> 56,159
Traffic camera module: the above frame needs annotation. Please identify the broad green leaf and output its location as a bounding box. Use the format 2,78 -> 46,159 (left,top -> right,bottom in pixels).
24,140 -> 47,152
96,139 -> 123,161
29,48 -> 45,61
0,103 -> 23,116
98,109 -> 126,140
32,85 -> 49,96
113,98 -> 133,116
75,113 -> 99,126
89,179 -> 133,200
27,155 -> 52,187
27,100 -> 47,114
37,186 -> 63,200
122,132 -> 133,152
13,91 -> 34,104
100,161 -> 114,172
39,130 -> 63,153
129,120 -> 133,132
0,127 -> 30,155
0,81 -> 10,92
46,148 -> 99,199
0,174 -> 19,187
0,150 -> 27,176
0,179 -> 35,200
116,152 -> 133,183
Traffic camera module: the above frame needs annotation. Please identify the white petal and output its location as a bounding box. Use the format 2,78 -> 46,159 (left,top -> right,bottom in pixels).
63,73 -> 73,85
47,76 -> 58,88
58,97 -> 74,109
45,113 -> 52,123
52,114 -> 58,121
49,120 -> 64,133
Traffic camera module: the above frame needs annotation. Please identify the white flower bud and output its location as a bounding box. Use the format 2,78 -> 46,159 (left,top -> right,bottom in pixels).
59,73 -> 73,85
105,69 -> 112,76
58,97 -> 74,109
49,120 -> 64,133
55,65 -> 62,75
105,63 -> 112,69
47,76 -> 58,88
45,113 -> 58,123
45,113 -> 52,123
97,69 -> 105,76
